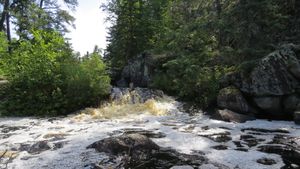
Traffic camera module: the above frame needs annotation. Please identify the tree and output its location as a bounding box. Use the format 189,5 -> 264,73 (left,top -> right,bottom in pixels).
103,0 -> 169,73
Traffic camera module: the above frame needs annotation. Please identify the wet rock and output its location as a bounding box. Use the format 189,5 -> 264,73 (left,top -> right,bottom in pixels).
199,131 -> 232,143
258,134 -> 300,166
87,134 -> 159,155
241,128 -> 290,134
211,145 -> 228,150
233,141 -> 244,148
235,148 -> 248,152
1,125 -> 27,133
53,141 -> 68,150
257,143 -> 300,166
87,134 -> 207,169
217,86 -> 250,113
19,141 -> 51,154
257,158 -> 276,165
43,133 -> 68,141
213,109 -> 255,123
121,128 -> 166,138
240,135 -> 265,147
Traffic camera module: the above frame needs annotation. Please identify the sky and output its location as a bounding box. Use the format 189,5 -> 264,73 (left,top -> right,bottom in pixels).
66,0 -> 110,55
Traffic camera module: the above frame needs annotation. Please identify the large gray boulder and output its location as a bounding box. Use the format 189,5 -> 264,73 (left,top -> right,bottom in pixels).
283,94 -> 300,113
253,96 -> 282,114
219,44 -> 300,121
217,86 -> 250,114
228,44 -> 300,96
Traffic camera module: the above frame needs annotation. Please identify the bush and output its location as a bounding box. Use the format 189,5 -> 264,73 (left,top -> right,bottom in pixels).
0,30 -> 110,116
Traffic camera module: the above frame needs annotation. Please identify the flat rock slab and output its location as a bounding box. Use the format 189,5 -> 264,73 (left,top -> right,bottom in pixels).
87,134 -> 207,169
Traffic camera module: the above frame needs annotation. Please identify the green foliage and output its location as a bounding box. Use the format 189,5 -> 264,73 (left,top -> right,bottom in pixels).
103,0 -> 170,73
0,30 -> 110,116
0,32 -> 8,77
105,0 -> 300,108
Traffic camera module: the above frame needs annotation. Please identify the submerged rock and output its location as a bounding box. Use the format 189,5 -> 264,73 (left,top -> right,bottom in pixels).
198,131 -> 232,143
256,158 -> 277,165
18,141 -> 51,155
110,128 -> 166,138
87,134 -> 207,169
213,109 -> 255,123
257,135 -> 300,166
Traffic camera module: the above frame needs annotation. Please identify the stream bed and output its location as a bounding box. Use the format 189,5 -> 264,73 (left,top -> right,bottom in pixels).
0,98 -> 299,169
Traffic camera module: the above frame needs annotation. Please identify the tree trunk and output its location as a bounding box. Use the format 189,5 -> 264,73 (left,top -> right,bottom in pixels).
215,0 -> 223,47
6,11 -> 11,43
40,0 -> 44,8
0,0 -> 10,32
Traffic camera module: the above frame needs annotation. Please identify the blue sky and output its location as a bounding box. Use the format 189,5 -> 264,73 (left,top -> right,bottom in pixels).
66,0 -> 109,55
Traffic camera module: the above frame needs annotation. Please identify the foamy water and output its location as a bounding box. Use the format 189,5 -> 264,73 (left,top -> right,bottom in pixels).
0,98 -> 299,169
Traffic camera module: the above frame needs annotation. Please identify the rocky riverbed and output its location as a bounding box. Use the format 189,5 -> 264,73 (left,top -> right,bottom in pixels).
0,91 -> 299,169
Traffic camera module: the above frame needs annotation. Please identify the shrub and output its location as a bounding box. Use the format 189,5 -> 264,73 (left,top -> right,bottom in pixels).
0,30 -> 110,116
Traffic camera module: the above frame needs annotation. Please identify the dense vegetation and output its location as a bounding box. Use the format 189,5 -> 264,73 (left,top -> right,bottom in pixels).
0,0 -> 299,116
0,0 -> 110,116
104,0 -> 300,107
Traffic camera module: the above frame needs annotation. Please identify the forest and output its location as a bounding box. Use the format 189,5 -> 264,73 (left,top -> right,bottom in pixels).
1,0 -> 299,116
0,0 -> 300,168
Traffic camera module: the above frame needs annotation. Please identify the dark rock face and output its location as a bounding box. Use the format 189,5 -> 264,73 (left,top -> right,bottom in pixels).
117,53 -> 154,88
87,134 -> 207,169
217,86 -> 250,114
213,109 -> 255,123
217,44 -> 300,122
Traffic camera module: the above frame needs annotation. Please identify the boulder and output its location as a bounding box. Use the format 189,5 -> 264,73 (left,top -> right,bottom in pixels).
253,96 -> 282,114
228,44 -> 300,96
283,94 -> 300,113
213,109 -> 255,123
217,86 -> 250,114
87,134 -> 207,168
87,134 -> 159,155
